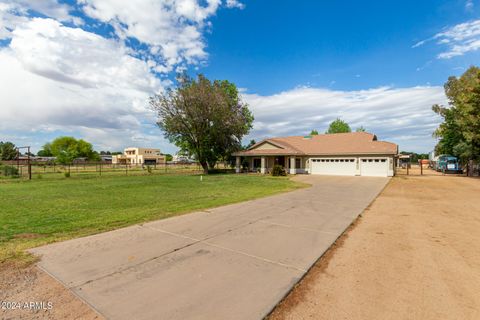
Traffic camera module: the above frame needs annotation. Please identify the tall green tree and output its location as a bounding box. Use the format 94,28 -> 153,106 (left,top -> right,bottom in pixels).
433,66 -> 480,162
0,141 -> 17,160
326,118 -> 351,134
48,137 -> 99,164
310,129 -> 319,135
151,74 -> 254,174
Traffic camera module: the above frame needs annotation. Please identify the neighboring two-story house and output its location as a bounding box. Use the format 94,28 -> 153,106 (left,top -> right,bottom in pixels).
112,147 -> 166,165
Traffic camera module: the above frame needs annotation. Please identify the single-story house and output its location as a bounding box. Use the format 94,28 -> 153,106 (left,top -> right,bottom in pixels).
233,132 -> 398,177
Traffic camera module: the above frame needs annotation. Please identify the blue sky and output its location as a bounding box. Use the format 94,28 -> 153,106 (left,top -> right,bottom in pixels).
1,0 -> 479,154
204,0 -> 480,92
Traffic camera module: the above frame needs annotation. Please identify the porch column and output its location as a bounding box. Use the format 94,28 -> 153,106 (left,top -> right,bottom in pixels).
290,156 -> 296,174
260,156 -> 266,174
235,156 -> 241,173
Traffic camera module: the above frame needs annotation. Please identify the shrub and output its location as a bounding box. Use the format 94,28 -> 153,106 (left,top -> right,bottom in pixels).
146,165 -> 153,174
64,172 -> 71,178
208,168 -> 235,174
2,165 -> 19,177
271,165 -> 286,176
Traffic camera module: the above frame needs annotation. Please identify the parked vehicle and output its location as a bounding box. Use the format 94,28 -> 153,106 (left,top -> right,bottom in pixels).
436,155 -> 463,173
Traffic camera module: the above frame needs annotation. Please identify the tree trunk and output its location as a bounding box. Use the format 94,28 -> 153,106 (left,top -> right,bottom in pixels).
208,160 -> 216,170
200,161 -> 209,174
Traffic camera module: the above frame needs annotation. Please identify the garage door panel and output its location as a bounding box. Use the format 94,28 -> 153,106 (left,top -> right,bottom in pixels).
360,158 -> 388,177
311,159 -> 356,176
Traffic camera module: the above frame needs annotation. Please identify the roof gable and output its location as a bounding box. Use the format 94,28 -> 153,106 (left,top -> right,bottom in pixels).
251,141 -> 283,150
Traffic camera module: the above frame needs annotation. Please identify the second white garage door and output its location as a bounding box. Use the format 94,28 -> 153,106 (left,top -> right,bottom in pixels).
360,158 -> 388,177
311,158 -> 356,176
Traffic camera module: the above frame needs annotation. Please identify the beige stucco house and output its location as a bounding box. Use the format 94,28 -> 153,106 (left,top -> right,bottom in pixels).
233,132 -> 398,177
112,147 -> 166,165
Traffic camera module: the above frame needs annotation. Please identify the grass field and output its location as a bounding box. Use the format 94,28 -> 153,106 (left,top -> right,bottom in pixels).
0,174 -> 305,265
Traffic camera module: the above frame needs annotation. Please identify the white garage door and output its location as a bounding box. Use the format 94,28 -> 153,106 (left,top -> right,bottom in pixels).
311,158 -> 356,176
360,158 -> 388,177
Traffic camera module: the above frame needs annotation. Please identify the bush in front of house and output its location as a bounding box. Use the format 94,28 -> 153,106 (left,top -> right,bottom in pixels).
271,165 -> 286,176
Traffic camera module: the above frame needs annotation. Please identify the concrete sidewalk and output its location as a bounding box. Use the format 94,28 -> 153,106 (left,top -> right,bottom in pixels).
31,175 -> 388,320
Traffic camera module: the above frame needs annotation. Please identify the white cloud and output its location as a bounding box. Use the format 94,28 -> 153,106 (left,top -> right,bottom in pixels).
413,19 -> 480,59
243,86 -> 447,152
79,0 -> 221,70
0,17 -> 165,149
465,0 -> 474,11
0,0 -> 79,40
435,19 -> 480,59
225,0 -> 245,9
0,1 -> 239,152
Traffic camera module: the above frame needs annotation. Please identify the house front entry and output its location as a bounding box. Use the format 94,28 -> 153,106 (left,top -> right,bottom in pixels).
274,156 -> 285,167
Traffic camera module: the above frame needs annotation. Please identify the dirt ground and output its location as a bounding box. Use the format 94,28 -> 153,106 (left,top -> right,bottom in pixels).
270,169 -> 480,320
0,264 -> 102,320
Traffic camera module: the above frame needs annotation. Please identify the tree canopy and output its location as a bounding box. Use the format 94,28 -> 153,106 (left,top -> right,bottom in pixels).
42,137 -> 99,164
356,126 -> 366,132
432,66 -> 480,162
244,139 -> 256,149
151,74 -> 254,173
37,143 -> 53,157
326,118 -> 351,134
310,129 -> 319,135
0,141 -> 17,160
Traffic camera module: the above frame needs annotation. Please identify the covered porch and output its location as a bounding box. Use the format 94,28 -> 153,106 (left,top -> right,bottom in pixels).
235,155 -> 308,174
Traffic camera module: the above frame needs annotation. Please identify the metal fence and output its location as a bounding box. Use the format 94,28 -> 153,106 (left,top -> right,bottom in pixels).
395,164 -> 448,176
466,160 -> 480,177
0,161 -> 206,180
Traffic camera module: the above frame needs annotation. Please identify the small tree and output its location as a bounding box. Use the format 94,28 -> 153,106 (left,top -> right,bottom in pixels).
48,137 -> 99,164
0,141 -> 17,160
245,139 -> 256,149
326,118 -> 351,134
356,126 -> 366,132
37,142 -> 53,157
151,74 -> 254,174
310,129 -> 319,135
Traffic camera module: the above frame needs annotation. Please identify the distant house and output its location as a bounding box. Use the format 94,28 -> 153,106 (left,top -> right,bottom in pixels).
233,132 -> 398,177
100,155 -> 112,163
171,154 -> 195,164
112,147 -> 166,165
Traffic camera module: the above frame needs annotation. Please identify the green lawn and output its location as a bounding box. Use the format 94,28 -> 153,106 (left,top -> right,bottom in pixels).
0,174 -> 305,265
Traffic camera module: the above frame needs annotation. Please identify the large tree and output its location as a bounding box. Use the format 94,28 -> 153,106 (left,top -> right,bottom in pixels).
433,66 -> 480,162
326,118 -> 351,134
46,137 -> 99,164
151,74 -> 254,173
0,141 -> 17,160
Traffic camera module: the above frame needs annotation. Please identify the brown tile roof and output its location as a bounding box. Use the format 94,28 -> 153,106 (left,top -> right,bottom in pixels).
234,132 -> 398,156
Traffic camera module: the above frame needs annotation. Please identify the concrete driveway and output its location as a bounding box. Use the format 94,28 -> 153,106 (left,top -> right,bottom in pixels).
31,175 -> 388,320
